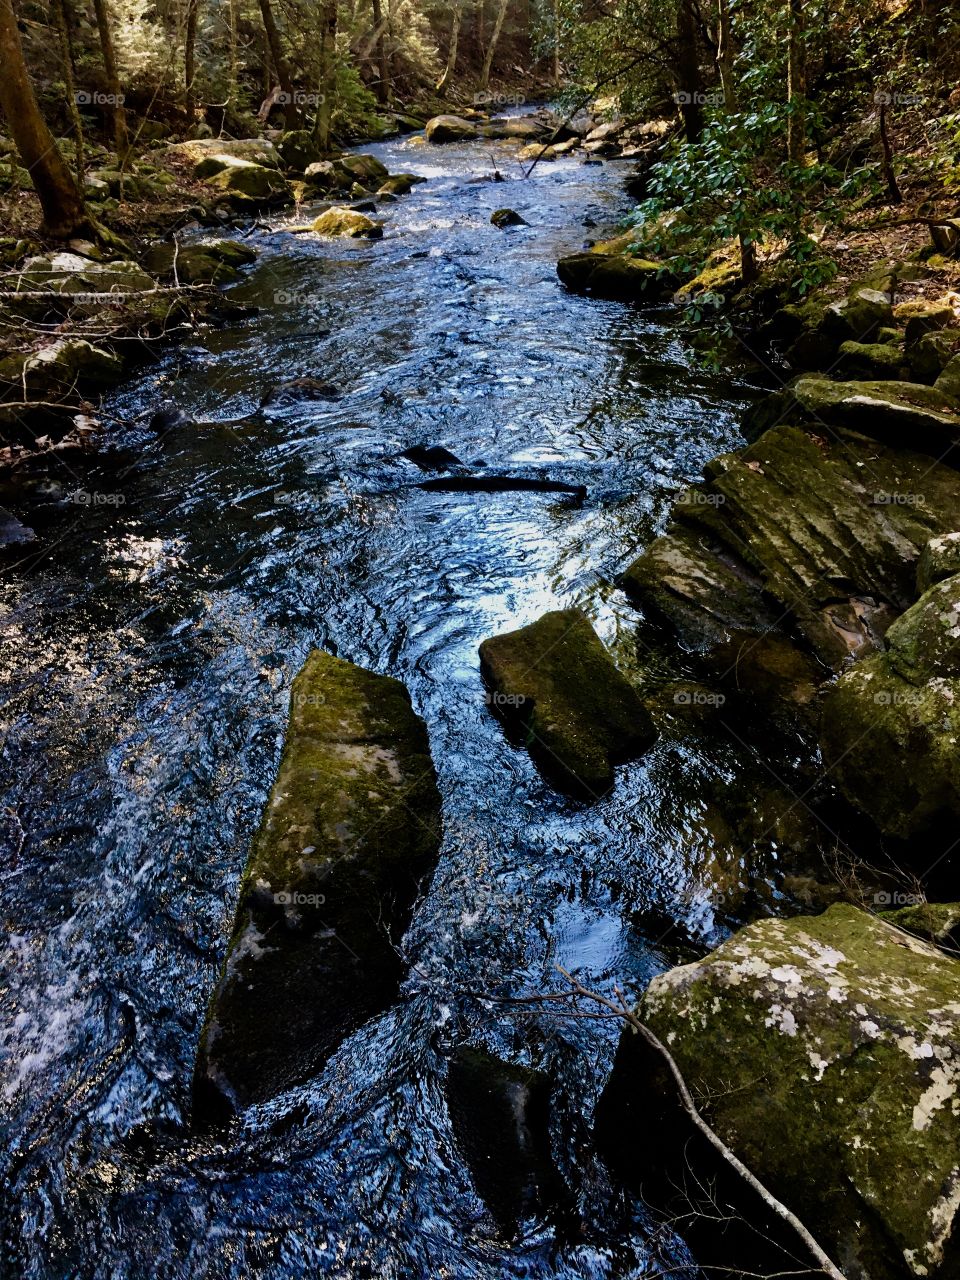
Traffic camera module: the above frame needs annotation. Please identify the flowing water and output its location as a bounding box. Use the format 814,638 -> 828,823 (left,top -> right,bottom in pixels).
0,124 -> 779,1278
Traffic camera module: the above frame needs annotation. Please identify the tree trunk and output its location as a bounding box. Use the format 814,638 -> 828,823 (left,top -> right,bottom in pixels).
185,0 -> 199,118
479,0 -> 508,90
786,0 -> 805,164
313,0 -> 338,149
878,96 -> 902,204
257,0 -> 300,129
435,0 -> 463,93
51,0 -> 84,185
90,0 -> 128,156
227,0 -> 238,107
675,0 -> 703,141
369,0 -> 389,102
552,0 -> 560,85
0,0 -> 92,237
714,0 -> 756,282
715,0 -> 734,109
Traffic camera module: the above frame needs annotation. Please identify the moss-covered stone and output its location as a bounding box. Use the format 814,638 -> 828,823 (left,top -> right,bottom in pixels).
336,153 -> 390,186
376,172 -> 426,197
885,574 -> 960,683
909,329 -> 960,383
276,129 -> 321,173
207,159 -> 292,202
745,374 -> 960,457
819,651 -> 960,839
141,239 -> 255,284
894,299 -> 957,346
556,250 -> 677,301
836,339 -> 911,380
166,136 -> 280,168
935,353 -> 960,400
478,608 -> 656,799
311,206 -> 384,238
0,338 -> 122,398
881,901 -> 960,947
632,904 -> 960,1279
676,256 -> 741,300
917,532 -> 960,594
192,650 -> 441,1122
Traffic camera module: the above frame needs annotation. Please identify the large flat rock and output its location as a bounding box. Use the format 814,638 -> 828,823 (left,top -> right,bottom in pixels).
193,650 -> 441,1123
478,607 -> 655,799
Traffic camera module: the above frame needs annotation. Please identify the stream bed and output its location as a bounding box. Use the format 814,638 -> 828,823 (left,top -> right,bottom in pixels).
1,125 -> 778,1278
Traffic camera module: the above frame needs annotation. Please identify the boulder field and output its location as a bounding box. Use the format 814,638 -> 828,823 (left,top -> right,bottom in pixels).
192,650 -> 441,1124
601,905 -> 960,1279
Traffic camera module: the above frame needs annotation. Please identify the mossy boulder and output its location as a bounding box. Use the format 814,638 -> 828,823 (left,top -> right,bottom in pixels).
884,574 -> 960,683
628,905 -> 960,1279
0,338 -> 122,399
909,330 -> 960,384
166,136 -> 280,168
141,239 -> 255,284
642,425 -> 960,669
820,652 -> 960,839
676,256 -> 742,301
336,152 -> 390,186
425,114 -> 478,143
478,607 -> 656,799
935,353 -> 960,400
894,299 -> 956,346
311,206 -> 384,238
192,650 -> 442,1123
482,117 -> 548,141
918,532 -> 960,593
745,374 -> 960,457
207,159 -> 292,202
836,340 -> 911,381
556,250 -> 676,302
376,172 -> 426,197
882,902 -> 960,948
276,129 -> 322,173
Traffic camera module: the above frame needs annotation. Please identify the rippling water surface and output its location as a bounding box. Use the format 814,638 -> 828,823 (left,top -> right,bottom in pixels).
1,124 -> 770,1278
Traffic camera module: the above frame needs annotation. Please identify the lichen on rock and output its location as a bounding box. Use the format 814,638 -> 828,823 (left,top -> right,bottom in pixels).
632,904 -> 960,1278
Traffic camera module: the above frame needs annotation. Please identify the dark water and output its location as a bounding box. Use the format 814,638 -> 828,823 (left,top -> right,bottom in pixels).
1,126 -> 774,1278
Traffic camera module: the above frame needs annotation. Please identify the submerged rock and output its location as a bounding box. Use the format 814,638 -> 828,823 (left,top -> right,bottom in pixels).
376,173 -> 426,197
446,1047 -> 570,1237
490,208 -> 528,228
192,651 -> 441,1122
478,607 -> 656,799
311,206 -> 384,238
626,904 -> 960,1279
400,443 -> 465,471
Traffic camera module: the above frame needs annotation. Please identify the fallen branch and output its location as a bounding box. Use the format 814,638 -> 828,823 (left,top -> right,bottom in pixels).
495,965 -> 846,1280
